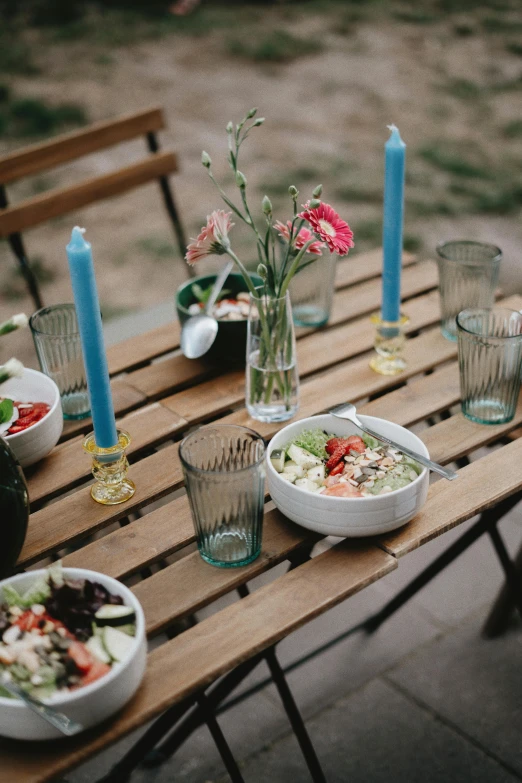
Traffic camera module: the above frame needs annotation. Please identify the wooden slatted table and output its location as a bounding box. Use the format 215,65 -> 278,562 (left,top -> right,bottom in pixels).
3,249 -> 522,783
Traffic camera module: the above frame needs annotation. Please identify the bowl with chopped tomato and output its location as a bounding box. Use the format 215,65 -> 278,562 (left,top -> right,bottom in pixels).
0,564 -> 146,740
1,368 -> 63,467
267,414 -> 429,537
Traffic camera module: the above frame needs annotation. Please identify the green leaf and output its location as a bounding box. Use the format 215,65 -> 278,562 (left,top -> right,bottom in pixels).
191,283 -> 231,306
0,398 -> 13,424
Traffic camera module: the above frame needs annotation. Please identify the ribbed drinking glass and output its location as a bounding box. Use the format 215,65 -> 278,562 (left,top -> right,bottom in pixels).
180,424 -> 266,567
30,304 -> 90,420
436,241 -> 501,341
457,308 -> 522,425
290,252 -> 337,328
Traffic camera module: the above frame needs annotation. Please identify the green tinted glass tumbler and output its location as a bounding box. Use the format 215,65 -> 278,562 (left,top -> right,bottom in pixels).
436,241 -> 501,341
30,304 -> 90,420
180,424 -> 266,567
457,308 -> 522,425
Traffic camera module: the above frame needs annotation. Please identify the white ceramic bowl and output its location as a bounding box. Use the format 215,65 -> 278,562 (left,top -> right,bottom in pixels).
0,568 -> 147,740
2,368 -> 63,468
267,414 -> 429,538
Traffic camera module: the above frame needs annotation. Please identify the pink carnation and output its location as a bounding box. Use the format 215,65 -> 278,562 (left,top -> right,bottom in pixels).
274,220 -> 324,256
185,210 -> 234,265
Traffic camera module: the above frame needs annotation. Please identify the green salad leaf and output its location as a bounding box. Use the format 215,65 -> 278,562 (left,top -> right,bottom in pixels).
191,283 -> 231,305
362,434 -> 380,450
291,429 -> 334,460
0,398 -> 13,425
2,561 -> 63,608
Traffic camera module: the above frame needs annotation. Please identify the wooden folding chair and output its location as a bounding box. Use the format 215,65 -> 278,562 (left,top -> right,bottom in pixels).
0,106 -> 190,310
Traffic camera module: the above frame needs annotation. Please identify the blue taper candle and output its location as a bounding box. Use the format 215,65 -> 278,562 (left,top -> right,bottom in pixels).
66,227 -> 118,448
382,124 -> 406,323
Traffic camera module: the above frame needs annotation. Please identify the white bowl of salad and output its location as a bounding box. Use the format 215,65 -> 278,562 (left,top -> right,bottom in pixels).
0,563 -> 146,740
267,414 -> 429,537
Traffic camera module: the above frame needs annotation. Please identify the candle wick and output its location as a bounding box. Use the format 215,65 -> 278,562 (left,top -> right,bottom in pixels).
74,226 -> 86,235
387,124 -> 398,133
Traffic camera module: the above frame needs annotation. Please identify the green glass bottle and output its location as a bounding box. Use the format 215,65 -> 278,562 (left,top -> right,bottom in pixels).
0,437 -> 29,578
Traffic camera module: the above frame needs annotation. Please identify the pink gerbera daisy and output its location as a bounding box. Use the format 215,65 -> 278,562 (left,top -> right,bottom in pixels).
274,220 -> 324,256
298,202 -> 354,256
185,210 -> 234,265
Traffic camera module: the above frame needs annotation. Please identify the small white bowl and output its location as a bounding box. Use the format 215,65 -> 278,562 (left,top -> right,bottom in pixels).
2,368 -> 63,467
0,567 -> 147,741
267,414 -> 429,538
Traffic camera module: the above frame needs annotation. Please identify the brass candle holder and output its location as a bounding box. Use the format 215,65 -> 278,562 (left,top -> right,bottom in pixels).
369,312 -> 409,376
83,429 -> 135,505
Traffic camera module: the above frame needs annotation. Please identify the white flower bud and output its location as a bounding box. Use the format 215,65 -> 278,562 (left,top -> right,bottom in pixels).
253,118 -> 265,127
201,151 -> 212,168
247,108 -> 258,118
0,358 -> 24,382
226,121 -> 234,133
12,313 -> 28,329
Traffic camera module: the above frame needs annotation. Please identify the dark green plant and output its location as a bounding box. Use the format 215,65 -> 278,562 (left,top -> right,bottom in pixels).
419,143 -> 491,179
503,120 -> 522,138
227,31 -> 324,63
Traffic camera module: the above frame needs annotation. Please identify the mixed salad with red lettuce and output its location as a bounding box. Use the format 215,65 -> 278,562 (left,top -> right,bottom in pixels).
0,565 -> 136,700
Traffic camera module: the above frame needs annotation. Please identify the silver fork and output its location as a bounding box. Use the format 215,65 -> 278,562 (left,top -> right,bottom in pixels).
329,402 -> 458,481
1,677 -> 84,736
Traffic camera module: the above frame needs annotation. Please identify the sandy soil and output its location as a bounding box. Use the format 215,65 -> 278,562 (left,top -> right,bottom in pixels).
1,3 -> 522,366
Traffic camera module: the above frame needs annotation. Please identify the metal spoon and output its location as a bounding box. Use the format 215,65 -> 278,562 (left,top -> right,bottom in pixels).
1,677 -> 84,736
181,261 -> 235,359
329,402 -> 458,481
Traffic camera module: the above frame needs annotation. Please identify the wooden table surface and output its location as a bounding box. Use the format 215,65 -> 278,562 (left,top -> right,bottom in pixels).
3,249 -> 522,783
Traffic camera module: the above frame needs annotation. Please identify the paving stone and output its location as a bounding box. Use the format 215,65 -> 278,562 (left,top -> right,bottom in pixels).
227,678 -> 518,783
276,580 -> 440,720
388,614 -> 522,776
377,505 -> 522,629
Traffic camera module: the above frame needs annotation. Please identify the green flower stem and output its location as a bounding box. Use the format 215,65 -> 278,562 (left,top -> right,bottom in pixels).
279,239 -> 316,298
225,246 -> 289,407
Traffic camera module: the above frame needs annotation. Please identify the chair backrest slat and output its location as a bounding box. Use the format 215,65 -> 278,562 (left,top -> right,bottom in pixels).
0,151 -> 178,236
0,107 -> 165,185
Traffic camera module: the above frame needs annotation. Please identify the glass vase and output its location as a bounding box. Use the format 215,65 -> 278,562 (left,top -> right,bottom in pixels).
246,290 -> 299,423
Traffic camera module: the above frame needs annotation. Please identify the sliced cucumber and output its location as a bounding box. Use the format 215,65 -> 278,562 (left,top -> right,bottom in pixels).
86,634 -> 111,664
269,449 -> 286,473
95,604 -> 136,626
102,626 -> 135,663
279,472 -> 296,483
287,444 -> 322,470
117,623 -> 136,637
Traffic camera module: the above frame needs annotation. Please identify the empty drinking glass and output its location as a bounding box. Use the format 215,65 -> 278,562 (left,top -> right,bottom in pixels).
180,424 -> 266,567
457,307 -> 522,425
290,252 -> 337,328
436,241 -> 501,341
30,304 -> 90,420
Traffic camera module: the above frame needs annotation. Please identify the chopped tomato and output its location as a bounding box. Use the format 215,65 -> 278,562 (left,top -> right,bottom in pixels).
15,610 -> 43,633
68,641 -> 95,674
7,401 -> 49,435
77,660 -> 111,688
322,483 -> 363,498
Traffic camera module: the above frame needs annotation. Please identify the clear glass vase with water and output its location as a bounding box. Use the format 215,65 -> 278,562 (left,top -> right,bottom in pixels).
246,291 -> 299,423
